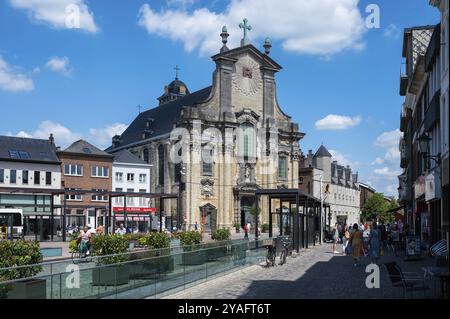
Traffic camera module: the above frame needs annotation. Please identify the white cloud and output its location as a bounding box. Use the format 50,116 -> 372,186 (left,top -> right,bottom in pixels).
46,56 -> 72,76
315,114 -> 362,130
0,56 -> 34,92
374,129 -> 401,164
6,121 -> 128,149
371,157 -> 384,165
16,131 -> 33,138
368,129 -> 403,196
167,0 -> 196,8
88,123 -> 127,149
329,149 -> 358,168
8,0 -> 98,33
137,0 -> 367,56
374,166 -> 401,178
386,184 -> 398,195
384,24 -> 400,39
33,121 -> 82,147
7,121 -> 81,148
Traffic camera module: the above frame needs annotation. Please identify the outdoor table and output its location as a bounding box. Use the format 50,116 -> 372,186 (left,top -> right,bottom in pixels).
423,266 -> 449,298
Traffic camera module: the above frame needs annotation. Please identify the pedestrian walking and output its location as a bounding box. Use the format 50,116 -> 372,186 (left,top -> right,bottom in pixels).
369,222 -> 381,264
332,223 -> 340,254
342,224 -> 350,255
244,223 -> 249,240
194,221 -> 199,231
349,223 -> 363,267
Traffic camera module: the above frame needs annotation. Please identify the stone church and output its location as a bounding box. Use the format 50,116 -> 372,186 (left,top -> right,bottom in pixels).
107,22 -> 304,232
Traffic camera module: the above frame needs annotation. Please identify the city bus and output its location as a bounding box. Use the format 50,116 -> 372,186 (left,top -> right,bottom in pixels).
0,208 -> 23,239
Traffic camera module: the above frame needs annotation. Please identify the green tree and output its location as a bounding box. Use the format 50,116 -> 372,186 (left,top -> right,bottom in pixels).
361,193 -> 388,222
382,199 -> 400,223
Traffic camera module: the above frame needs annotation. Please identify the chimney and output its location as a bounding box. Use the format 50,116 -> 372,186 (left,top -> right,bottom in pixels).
49,133 -> 54,145
112,135 -> 121,148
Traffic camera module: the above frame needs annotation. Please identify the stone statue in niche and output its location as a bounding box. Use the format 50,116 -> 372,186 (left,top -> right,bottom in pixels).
244,165 -> 251,183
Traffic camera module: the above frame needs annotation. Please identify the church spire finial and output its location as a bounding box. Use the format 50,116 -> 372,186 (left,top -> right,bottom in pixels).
174,65 -> 180,79
239,18 -> 252,46
220,25 -> 229,52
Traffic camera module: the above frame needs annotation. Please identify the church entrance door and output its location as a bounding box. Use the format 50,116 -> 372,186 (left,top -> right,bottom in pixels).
240,197 -> 255,229
200,204 -> 217,233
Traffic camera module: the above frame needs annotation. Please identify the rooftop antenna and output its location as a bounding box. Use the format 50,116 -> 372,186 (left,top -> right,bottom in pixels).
137,104 -> 142,114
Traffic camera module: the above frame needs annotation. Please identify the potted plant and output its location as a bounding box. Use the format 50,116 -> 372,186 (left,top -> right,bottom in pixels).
125,233 -> 144,249
129,232 -> 173,279
178,231 -> 204,265
208,228 -> 231,261
91,234 -> 130,286
261,224 -> 269,233
234,222 -> 241,233
0,240 -> 45,299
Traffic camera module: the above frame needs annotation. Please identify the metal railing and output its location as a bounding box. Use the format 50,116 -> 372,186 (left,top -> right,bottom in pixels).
0,239 -> 265,299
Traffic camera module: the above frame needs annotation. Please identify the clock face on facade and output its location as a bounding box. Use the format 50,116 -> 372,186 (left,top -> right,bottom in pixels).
232,56 -> 262,96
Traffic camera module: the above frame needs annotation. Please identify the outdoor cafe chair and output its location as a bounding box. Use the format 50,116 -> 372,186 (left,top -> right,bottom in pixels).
384,262 -> 429,299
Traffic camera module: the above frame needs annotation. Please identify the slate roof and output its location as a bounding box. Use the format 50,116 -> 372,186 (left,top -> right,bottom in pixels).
108,86 -> 212,151
62,140 -> 113,158
314,145 -> 332,158
0,135 -> 60,164
112,149 -> 149,165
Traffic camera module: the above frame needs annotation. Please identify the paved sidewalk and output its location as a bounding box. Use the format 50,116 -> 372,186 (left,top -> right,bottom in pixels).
163,243 -> 438,299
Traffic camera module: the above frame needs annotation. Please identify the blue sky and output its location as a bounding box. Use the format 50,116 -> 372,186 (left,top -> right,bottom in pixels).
0,0 -> 439,195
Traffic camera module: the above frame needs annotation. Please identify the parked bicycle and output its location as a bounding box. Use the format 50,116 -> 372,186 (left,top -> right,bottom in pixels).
71,241 -> 92,264
278,238 -> 290,266
263,239 -> 276,267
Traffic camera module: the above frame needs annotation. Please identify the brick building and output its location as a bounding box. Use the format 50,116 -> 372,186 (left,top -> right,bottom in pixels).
58,140 -> 113,228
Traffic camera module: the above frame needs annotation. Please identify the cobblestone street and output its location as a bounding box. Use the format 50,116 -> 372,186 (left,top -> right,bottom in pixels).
164,243 -> 437,299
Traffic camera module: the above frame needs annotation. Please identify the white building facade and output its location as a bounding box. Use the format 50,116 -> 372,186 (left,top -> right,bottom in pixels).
299,146 -> 360,227
111,149 -> 154,232
0,135 -> 62,238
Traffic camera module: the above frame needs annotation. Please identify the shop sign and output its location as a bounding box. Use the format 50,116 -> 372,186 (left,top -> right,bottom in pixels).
425,173 -> 435,201
414,175 -> 425,199
425,172 -> 442,202
113,207 -> 156,213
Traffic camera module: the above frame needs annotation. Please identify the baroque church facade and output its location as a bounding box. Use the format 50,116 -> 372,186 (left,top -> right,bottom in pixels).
107,24 -> 304,232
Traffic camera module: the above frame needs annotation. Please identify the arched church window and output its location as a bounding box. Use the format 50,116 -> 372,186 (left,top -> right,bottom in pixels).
158,144 -> 164,186
175,147 -> 182,183
202,146 -> 213,175
240,122 -> 255,161
143,148 -> 149,163
278,156 -> 287,180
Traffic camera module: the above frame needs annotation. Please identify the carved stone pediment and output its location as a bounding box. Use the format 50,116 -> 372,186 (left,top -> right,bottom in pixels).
235,109 -> 260,123
201,178 -> 215,197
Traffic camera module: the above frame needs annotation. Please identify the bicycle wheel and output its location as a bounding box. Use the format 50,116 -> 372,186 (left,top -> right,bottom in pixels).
279,249 -> 286,266
266,250 -> 273,267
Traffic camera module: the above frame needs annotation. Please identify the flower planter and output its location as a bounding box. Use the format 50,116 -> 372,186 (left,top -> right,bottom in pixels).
129,255 -> 174,279
7,279 -> 47,299
92,265 -> 130,286
206,246 -> 227,261
128,241 -> 136,250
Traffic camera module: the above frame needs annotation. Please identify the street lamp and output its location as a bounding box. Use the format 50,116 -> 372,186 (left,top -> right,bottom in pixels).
416,133 -> 441,169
